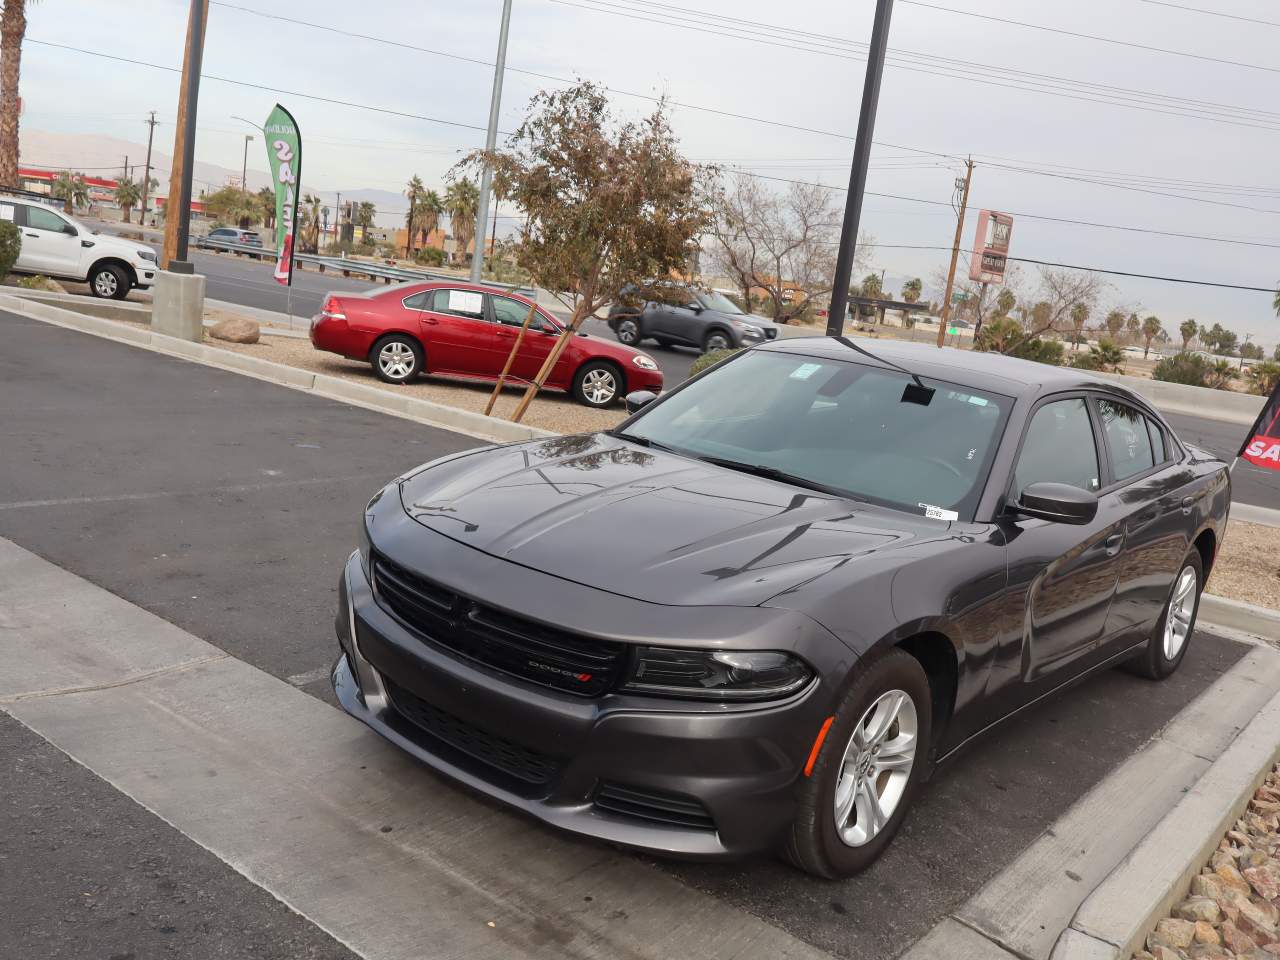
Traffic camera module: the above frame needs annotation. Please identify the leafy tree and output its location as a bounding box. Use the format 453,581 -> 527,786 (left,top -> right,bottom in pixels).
1240,341 -> 1264,361
1273,344 -> 1280,362
1179,318 -> 1198,352
1274,283 -> 1280,319
204,185 -> 260,229
403,175 -> 424,255
459,81 -> 709,421
1247,360 -> 1280,396
902,277 -> 922,303
0,0 -> 37,189
444,177 -> 480,264
0,219 -> 20,276
1069,302 -> 1089,350
1141,315 -> 1163,358
974,315 -> 1064,366
690,348 -> 740,377
1200,322 -> 1239,356
51,170 -> 89,214
113,178 -> 142,223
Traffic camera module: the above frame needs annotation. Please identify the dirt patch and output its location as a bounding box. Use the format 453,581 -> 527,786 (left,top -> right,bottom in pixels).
1209,520 -> 1280,609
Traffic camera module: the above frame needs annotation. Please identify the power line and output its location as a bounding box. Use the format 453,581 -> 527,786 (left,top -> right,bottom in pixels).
1007,256 -> 1279,293
1134,0 -> 1280,28
899,0 -> 1280,75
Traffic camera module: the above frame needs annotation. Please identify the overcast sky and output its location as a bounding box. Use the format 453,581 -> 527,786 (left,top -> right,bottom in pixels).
20,0 -> 1280,346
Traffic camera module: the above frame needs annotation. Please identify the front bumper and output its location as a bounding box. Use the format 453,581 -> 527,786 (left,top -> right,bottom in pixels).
333,546 -> 849,859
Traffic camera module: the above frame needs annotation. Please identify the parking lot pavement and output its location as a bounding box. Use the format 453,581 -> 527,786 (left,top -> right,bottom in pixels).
0,310 -> 1250,959
0,712 -> 357,960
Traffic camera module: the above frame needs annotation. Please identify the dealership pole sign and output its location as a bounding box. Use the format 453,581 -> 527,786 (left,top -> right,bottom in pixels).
264,103 -> 301,286
968,210 -> 1013,284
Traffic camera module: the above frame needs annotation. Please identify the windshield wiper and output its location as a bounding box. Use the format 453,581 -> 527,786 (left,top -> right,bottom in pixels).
611,431 -> 684,454
833,336 -> 935,405
692,454 -> 863,500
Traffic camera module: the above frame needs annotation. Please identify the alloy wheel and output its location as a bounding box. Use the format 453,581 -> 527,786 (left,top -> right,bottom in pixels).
1163,565 -> 1197,660
581,368 -> 617,405
705,333 -> 729,352
378,341 -> 416,380
618,319 -> 639,344
93,272 -> 118,297
833,689 -> 918,847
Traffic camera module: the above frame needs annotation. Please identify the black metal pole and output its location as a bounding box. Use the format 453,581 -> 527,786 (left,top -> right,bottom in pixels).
825,0 -> 895,338
172,0 -> 205,268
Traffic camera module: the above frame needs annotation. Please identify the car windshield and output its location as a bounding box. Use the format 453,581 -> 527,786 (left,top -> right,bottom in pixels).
696,290 -> 745,315
621,350 -> 1012,520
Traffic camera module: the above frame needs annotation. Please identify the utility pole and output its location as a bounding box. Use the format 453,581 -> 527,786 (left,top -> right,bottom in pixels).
141,112 -> 157,222
470,0 -> 513,283
826,0 -> 895,337
163,0 -> 209,270
936,157 -> 974,348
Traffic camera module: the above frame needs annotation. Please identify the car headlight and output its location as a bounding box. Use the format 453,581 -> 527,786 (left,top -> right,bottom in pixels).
621,647 -> 813,701
631,355 -> 658,370
137,249 -> 157,263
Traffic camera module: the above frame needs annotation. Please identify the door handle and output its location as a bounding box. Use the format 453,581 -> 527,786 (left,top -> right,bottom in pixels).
1181,496 -> 1196,509
421,316 -> 438,325
1105,534 -> 1124,556
25,232 -> 37,238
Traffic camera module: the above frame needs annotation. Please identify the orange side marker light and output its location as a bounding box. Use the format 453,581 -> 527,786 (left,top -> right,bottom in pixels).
804,715 -> 837,777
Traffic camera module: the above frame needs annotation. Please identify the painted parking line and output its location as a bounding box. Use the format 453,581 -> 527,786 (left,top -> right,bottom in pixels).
0,536 -> 829,960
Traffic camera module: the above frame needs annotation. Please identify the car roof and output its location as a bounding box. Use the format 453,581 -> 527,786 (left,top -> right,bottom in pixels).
757,334 -> 1144,404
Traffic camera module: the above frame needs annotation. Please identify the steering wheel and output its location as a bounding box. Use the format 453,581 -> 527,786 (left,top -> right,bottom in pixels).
921,456 -> 966,481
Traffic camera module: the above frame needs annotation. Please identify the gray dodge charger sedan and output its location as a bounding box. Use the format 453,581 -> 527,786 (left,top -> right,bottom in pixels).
332,336 -> 1229,878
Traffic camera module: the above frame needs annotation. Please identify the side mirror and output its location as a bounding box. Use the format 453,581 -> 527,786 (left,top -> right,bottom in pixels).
64,224 -> 78,237
625,390 -> 658,414
686,302 -> 703,313
1012,482 -> 1098,525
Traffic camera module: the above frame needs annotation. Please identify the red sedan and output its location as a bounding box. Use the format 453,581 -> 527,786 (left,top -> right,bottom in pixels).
310,281 -> 663,407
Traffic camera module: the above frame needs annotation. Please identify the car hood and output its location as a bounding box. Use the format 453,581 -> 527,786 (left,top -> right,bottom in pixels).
91,233 -> 150,260
398,434 -> 939,607
573,331 -> 660,369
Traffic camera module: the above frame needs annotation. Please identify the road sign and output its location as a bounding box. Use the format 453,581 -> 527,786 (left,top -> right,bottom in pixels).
951,291 -> 969,304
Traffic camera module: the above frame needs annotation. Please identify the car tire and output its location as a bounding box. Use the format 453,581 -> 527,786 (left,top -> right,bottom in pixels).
370,334 -> 423,385
783,648 -> 932,879
1127,549 -> 1203,681
89,263 -> 130,300
615,317 -> 643,346
703,330 -> 732,353
572,361 -> 622,408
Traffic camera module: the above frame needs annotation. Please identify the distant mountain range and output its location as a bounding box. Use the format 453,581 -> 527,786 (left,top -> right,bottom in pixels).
20,129 -> 408,228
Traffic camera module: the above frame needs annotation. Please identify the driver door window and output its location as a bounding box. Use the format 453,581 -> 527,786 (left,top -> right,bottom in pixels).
25,205 -> 74,234
18,203 -> 79,275
1013,398 -> 1101,496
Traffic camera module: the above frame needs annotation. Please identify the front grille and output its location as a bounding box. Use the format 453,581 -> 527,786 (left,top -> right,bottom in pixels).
384,678 -> 561,787
371,553 -> 627,697
594,783 -> 717,831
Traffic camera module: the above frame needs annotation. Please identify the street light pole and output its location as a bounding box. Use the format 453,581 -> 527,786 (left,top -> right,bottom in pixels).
241,134 -> 253,193
825,0 -> 895,338
470,0 -> 513,283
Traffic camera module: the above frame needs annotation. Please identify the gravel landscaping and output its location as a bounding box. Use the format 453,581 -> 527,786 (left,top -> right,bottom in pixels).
1136,765 -> 1280,959
1209,522 -> 1280,610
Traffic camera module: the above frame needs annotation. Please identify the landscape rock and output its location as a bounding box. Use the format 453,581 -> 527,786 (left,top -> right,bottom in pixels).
209,316 -> 261,344
1217,862 -> 1255,897
1193,920 -> 1219,945
1224,920 -> 1259,955
1245,862 -> 1280,901
1152,918 -> 1196,950
1176,898 -> 1221,923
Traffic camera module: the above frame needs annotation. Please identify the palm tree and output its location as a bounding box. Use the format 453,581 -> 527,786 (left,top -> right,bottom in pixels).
0,0 -> 37,189
1069,302 -> 1089,350
1274,284 -> 1280,317
404,175 -> 424,255
1141,315 -> 1163,359
901,277 -> 922,304
1104,309 -> 1125,340
1125,312 -> 1140,344
356,200 -> 376,239
256,186 -> 276,231
444,178 -> 479,264
52,170 -> 89,214
994,288 -> 1015,318
113,178 -> 142,223
418,189 -> 443,252
299,193 -> 321,252
1179,318 -> 1198,352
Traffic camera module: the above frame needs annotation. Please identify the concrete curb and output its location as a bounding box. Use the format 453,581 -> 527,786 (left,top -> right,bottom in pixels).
1199,593 -> 1280,640
0,293 -> 556,445
1232,502 -> 1280,529
1053,687 -> 1280,959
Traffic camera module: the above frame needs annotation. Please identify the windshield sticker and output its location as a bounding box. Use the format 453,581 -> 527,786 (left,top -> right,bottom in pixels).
0,204 -> 12,221
967,395 -> 989,406
790,362 -> 823,380
918,503 -> 959,521
448,289 -> 484,315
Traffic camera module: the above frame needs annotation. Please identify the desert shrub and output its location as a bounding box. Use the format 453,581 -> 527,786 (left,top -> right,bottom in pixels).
0,221 -> 21,277
1152,352 -> 1236,389
974,315 -> 1064,366
414,247 -> 446,267
689,348 -> 740,377
1247,360 -> 1280,396
1070,338 -> 1124,373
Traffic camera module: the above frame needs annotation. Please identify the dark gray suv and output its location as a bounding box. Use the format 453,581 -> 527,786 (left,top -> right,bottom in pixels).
607,287 -> 778,353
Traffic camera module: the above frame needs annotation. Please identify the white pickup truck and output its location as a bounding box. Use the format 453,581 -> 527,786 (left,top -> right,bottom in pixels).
1,195 -> 158,299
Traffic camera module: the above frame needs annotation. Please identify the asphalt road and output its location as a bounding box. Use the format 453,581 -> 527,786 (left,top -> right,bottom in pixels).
1164,411 -> 1279,508
0,310 -> 1246,959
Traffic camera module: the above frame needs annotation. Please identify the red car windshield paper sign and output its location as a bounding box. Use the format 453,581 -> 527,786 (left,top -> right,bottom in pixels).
264,104 -> 301,286
1239,378 -> 1280,469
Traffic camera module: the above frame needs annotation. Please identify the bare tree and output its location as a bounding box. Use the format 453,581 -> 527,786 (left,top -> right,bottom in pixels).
1029,266 -> 1108,342
706,173 -> 867,324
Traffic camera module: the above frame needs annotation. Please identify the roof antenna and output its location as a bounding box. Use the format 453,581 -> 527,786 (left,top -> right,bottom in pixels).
834,336 -> 935,406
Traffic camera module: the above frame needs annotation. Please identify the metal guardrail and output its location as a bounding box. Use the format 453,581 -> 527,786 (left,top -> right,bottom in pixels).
192,237 -> 535,297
